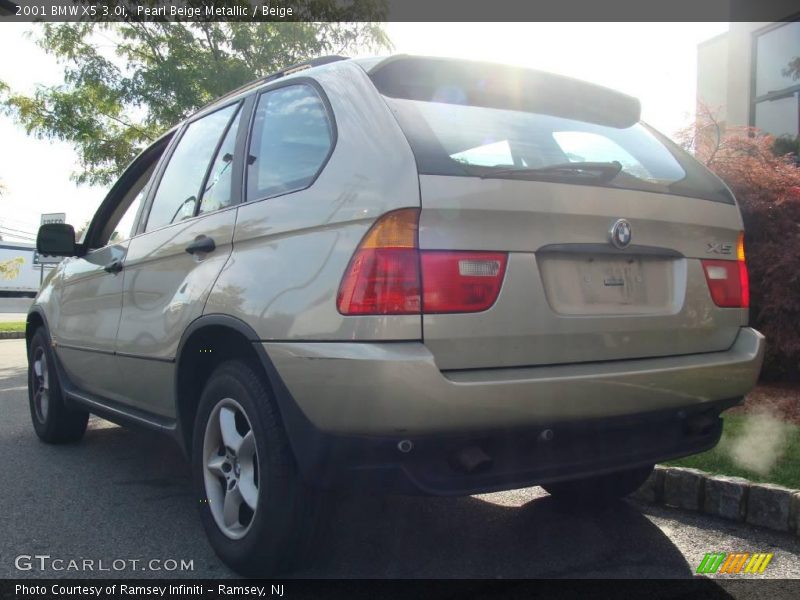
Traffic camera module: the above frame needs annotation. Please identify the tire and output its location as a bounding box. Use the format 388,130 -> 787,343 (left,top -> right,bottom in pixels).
27,328 -> 89,444
192,360 -> 319,576
542,464 -> 654,505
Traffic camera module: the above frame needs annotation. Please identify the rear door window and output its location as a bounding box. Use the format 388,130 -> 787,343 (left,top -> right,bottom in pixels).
246,84 -> 333,202
145,103 -> 239,232
198,109 -> 242,216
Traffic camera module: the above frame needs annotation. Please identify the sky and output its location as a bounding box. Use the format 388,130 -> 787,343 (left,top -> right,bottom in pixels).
0,22 -> 728,244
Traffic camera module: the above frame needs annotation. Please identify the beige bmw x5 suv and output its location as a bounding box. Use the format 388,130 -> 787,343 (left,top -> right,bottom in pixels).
28,55 -> 764,575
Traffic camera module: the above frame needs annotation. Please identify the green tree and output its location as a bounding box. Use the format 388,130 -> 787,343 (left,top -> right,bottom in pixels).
0,7 -> 389,186
783,56 -> 800,81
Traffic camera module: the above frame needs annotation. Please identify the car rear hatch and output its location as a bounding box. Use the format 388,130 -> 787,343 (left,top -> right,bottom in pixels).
367,56 -> 748,370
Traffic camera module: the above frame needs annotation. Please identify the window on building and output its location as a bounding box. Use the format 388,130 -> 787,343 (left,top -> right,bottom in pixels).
755,95 -> 799,140
752,21 -> 800,139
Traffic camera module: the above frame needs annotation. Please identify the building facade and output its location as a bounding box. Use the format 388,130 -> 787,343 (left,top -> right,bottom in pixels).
697,19 -> 800,140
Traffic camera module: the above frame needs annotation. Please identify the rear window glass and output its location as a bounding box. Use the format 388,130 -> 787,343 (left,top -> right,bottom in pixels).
372,59 -> 733,204
407,100 -> 686,185
551,131 -> 656,180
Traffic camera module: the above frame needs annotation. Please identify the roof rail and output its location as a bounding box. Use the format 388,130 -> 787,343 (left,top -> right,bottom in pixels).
202,55 -> 349,111
266,55 -> 349,82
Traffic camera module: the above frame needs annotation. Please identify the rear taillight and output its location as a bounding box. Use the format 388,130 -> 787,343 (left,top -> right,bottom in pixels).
701,231 -> 749,308
336,209 -> 421,315
337,209 -> 508,315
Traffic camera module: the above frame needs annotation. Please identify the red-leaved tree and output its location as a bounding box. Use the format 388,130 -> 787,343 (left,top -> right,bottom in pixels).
676,103 -> 800,379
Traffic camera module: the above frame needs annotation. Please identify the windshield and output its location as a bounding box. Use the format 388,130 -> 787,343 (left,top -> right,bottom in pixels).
386,97 -> 734,203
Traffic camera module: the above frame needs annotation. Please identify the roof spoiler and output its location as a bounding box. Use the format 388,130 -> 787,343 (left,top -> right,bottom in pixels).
368,55 -> 641,129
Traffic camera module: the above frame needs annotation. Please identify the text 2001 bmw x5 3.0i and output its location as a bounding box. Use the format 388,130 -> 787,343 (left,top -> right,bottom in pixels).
28,55 -> 764,575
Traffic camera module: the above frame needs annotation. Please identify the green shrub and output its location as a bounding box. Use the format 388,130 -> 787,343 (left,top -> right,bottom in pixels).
679,105 -> 800,379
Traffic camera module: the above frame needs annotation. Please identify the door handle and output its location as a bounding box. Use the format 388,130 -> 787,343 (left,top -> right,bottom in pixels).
185,235 -> 216,255
103,259 -> 123,274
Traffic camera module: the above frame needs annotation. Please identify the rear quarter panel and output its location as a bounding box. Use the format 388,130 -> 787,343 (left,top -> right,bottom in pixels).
205,62 -> 421,340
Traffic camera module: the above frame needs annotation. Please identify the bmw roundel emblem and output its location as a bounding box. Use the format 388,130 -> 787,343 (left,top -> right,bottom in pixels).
609,219 -> 632,249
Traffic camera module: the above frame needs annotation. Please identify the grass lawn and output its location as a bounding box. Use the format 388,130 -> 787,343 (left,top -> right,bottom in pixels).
665,414 -> 800,489
0,321 -> 25,333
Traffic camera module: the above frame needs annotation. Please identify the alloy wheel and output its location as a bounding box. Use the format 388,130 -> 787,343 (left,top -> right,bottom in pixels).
202,397 -> 260,539
32,347 -> 50,424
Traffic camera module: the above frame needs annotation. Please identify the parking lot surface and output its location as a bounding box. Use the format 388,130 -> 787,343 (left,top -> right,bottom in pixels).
1,339 -> 799,581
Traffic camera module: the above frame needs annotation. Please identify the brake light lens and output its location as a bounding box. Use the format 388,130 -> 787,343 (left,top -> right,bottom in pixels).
337,247 -> 421,315
337,209 -> 508,315
738,231 -> 750,308
701,231 -> 749,308
336,209 -> 421,315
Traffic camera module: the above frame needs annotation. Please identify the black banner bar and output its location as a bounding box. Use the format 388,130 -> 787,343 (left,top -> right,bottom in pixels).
1,0 -> 799,23
3,579 -> 800,600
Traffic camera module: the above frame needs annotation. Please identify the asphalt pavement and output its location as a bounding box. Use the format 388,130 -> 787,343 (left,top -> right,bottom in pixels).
1,338 -> 799,582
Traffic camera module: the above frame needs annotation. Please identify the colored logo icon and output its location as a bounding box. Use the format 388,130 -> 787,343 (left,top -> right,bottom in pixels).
696,552 -> 773,575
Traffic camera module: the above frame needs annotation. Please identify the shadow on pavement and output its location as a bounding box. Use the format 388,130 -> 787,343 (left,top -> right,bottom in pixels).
296,489 -> 695,579
10,419 -> 737,585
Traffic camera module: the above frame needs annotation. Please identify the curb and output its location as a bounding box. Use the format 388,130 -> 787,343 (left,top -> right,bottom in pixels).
0,331 -> 24,339
632,465 -> 800,537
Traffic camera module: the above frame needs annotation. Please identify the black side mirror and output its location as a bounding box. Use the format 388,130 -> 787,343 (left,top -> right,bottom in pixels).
37,223 -> 77,257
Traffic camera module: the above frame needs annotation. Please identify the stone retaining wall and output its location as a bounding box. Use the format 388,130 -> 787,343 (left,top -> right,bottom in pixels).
633,466 -> 800,536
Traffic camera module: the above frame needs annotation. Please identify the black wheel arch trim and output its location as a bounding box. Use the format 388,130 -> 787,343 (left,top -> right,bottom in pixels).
174,313 -> 326,473
25,306 -> 50,349
24,310 -> 323,472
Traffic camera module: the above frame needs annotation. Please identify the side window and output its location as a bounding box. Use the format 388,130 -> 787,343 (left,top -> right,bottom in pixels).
198,110 -> 241,216
146,103 -> 238,232
112,190 -> 144,243
247,84 -> 332,202
84,155 -> 162,249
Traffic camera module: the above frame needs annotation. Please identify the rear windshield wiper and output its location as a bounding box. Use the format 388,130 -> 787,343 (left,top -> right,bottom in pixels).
476,161 -> 623,182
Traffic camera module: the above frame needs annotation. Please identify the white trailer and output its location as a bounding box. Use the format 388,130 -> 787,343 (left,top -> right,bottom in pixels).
0,242 -> 44,296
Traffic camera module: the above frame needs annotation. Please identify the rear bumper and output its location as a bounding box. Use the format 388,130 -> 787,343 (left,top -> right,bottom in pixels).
282,398 -> 731,495
262,327 -> 764,495
265,327 -> 764,436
